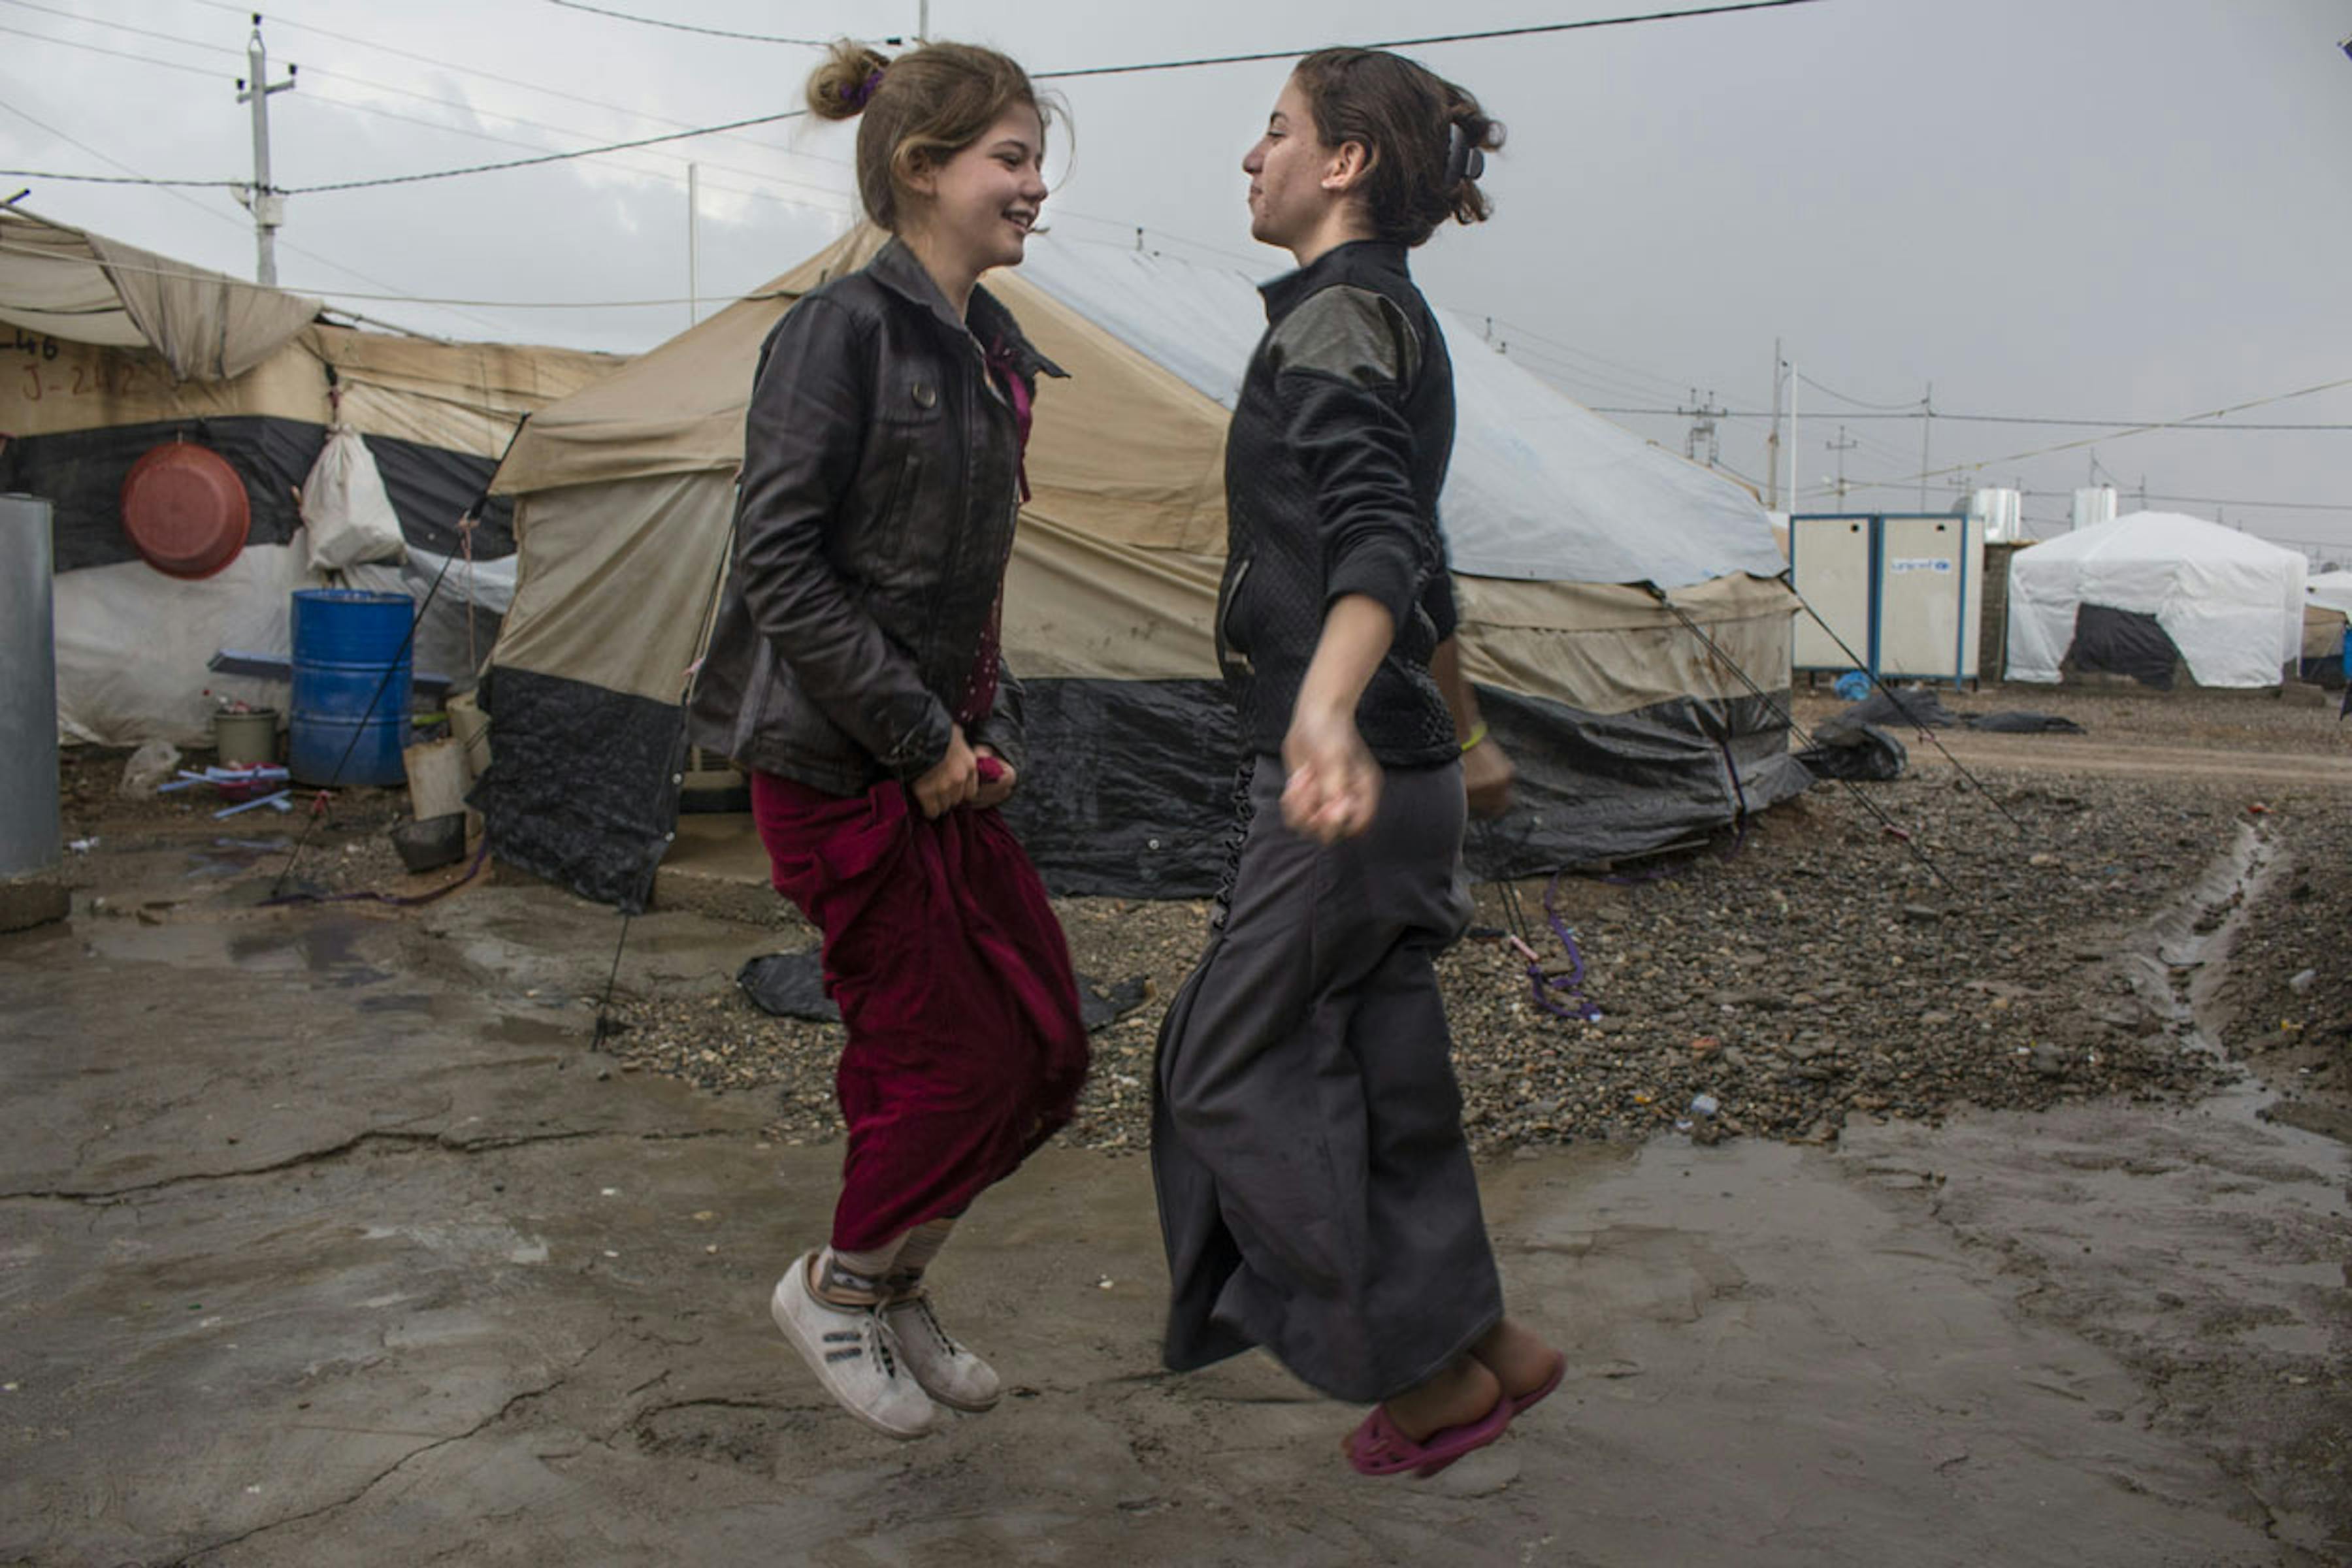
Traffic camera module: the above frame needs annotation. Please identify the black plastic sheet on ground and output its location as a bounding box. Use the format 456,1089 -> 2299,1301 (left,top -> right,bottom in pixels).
738,949 -> 1149,1032
1796,723 -> 1908,781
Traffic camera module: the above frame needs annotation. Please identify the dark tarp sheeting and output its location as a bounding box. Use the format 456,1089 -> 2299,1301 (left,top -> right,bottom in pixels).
1795,724 -> 1909,781
1468,686 -> 1812,879
2065,602 -> 2180,689
738,949 -> 1151,1032
476,670 -> 1808,909
0,415 -> 516,572
472,663 -> 685,913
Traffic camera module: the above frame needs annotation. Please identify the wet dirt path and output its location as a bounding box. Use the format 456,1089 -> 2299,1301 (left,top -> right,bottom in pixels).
2,825 -> 2344,1563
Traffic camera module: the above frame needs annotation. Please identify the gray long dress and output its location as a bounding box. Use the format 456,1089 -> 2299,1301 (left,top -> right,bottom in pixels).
1151,757 -> 1504,1403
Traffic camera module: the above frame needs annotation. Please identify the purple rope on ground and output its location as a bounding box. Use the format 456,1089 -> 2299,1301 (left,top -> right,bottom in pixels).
1531,871 -> 1602,1022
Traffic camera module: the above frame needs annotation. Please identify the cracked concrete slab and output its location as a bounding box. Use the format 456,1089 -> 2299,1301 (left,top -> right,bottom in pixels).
1,845 -> 2340,1565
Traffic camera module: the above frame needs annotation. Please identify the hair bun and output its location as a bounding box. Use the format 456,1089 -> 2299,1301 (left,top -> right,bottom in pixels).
807,39 -> 893,121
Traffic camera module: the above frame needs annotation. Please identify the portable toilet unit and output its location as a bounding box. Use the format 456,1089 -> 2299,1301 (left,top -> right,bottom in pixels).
1789,511 -> 1985,686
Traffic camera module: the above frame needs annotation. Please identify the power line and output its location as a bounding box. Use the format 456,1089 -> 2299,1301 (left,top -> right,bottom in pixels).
1,0 -> 860,204
168,0 -> 849,171
0,106 -> 505,335
0,236 -> 792,312
1796,370 -> 1921,411
526,0 -> 1830,74
1586,404 -> 2352,431
286,88 -> 851,216
542,0 -> 826,46
1890,372 -> 2352,487
0,10 -> 840,200
8,2 -> 1829,197
276,107 -> 813,195
2017,486 -> 2352,516
1032,0 -> 1829,80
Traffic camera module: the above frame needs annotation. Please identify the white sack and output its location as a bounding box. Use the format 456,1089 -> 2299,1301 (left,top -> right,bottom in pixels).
302,423 -> 406,573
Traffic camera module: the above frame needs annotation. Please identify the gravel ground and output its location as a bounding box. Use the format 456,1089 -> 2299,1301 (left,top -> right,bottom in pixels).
600,751 -> 2340,1154
63,689 -> 2349,1158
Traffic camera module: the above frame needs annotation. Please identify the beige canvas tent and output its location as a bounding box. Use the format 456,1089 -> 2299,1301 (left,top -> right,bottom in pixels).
478,226 -> 1804,906
0,207 -> 623,743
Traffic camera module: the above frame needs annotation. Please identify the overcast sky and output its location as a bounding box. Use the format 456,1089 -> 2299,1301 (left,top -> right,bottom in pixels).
8,0 -> 2352,557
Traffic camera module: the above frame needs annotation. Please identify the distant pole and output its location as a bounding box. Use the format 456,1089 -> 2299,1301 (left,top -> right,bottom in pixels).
917,0 -> 930,41
1918,380 -> 1932,510
1679,387 -> 1723,467
235,16 -> 297,287
687,162 -> 700,328
1786,363 -> 1799,511
1765,337 -> 1782,509
1828,425 -> 1857,505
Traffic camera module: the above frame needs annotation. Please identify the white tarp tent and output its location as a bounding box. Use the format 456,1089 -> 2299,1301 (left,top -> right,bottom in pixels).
2306,570 -> 2352,617
2006,511 -> 2306,688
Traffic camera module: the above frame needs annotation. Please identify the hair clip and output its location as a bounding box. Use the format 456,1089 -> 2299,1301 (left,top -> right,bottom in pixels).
847,67 -> 886,109
1445,122 -> 1484,186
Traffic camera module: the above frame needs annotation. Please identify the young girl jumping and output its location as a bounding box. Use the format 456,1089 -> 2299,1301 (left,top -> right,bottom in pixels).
1151,48 -> 1565,1478
687,39 -> 1090,1441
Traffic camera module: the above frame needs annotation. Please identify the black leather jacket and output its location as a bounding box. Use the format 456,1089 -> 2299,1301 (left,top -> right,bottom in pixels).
688,239 -> 1064,795
1217,240 -> 1460,767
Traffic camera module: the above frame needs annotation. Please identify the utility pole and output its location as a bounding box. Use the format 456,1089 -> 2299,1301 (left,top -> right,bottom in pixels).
1786,361 -> 1799,514
1679,387 -> 1724,468
917,0 -> 930,41
1918,380 -> 1932,511
1765,337 -> 1782,509
234,15 -> 297,287
1827,426 -> 1857,506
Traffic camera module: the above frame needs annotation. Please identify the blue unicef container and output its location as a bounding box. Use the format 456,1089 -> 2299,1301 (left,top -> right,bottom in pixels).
289,589 -> 415,787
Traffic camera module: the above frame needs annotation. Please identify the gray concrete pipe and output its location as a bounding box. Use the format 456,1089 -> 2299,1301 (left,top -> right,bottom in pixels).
1,493 -> 67,930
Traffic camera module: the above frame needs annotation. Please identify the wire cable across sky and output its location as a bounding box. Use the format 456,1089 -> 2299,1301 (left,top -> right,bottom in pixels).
5,1 -> 1829,193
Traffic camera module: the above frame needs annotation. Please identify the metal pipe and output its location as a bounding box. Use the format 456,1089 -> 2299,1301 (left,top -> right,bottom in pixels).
1,493 -> 62,886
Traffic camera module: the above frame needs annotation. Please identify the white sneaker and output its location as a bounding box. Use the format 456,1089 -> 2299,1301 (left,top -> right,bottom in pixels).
883,1284 -> 1002,1413
770,1252 -> 935,1439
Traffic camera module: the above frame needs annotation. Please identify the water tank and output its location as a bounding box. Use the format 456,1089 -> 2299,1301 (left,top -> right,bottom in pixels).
2071,486 -> 2117,533
1969,487 -> 2023,543
289,589 -> 414,787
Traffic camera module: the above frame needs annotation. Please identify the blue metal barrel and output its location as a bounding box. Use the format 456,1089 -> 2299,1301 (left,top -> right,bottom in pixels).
289,589 -> 414,787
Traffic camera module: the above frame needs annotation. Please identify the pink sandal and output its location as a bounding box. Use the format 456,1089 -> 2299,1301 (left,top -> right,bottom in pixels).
1345,1392 -> 1512,1479
1511,1352 -> 1567,1416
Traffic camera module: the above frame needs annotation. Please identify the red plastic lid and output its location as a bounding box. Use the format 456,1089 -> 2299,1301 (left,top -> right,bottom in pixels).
120,441 -> 251,579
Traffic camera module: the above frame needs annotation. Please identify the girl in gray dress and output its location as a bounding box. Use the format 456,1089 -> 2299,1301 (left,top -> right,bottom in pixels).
1152,48 -> 1564,1478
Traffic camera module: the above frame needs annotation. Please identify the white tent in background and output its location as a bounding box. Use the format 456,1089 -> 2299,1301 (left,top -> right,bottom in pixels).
2006,511 -> 2306,688
2306,570 -> 2352,617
